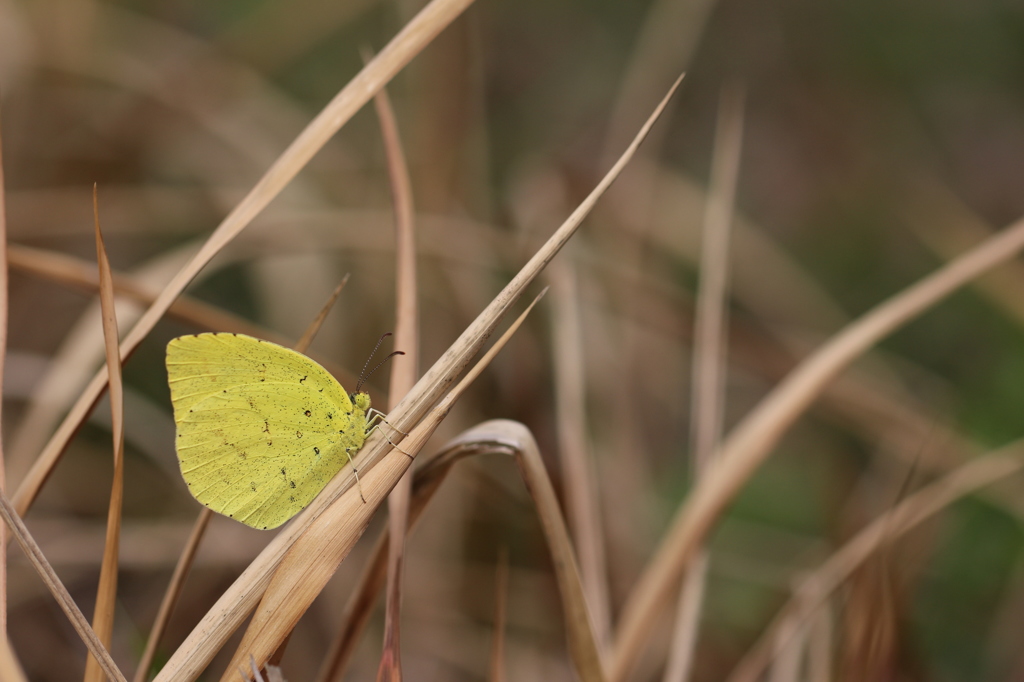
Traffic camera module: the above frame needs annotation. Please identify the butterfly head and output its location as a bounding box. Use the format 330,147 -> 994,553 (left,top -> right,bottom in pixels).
350,391 -> 371,412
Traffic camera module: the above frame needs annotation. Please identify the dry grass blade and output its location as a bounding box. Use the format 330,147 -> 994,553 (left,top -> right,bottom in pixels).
0,103 -> 9,647
550,262 -> 611,651
294,275 -> 351,354
488,548 -> 509,682
663,82 -> 744,682
6,245 -> 260,337
610,211 -> 1024,681
84,187 -> 127,682
373,72 -> 420,682
295,276 -> 354,356
726,445 -> 1024,682
8,244 -> 359,386
688,83 -> 743,473
154,77 -> 680,682
132,508 -> 213,682
0,492 -> 127,682
217,293 -> 544,681
6,245 -> 276,341
12,0 -> 479,517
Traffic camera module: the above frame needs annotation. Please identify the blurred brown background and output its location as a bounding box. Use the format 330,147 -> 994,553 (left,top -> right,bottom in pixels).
4,0 -> 1024,680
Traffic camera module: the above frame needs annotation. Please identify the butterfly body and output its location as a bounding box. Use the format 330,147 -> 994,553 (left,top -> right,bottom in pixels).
166,333 -> 370,529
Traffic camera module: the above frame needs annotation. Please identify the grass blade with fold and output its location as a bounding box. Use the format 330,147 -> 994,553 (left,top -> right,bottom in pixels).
84,187 -> 128,682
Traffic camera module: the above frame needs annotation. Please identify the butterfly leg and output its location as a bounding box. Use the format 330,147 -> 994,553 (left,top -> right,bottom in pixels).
365,422 -> 413,459
345,448 -> 367,503
366,408 -> 410,436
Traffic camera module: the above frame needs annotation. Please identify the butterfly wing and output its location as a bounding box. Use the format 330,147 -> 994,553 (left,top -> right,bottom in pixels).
166,333 -> 367,529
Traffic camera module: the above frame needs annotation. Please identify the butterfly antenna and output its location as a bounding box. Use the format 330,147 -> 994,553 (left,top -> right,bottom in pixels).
357,332 -> 391,387
356,333 -> 405,392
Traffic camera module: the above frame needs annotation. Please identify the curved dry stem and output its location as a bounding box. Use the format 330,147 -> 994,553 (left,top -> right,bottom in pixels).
373,71 -> 420,682
726,444 -> 1024,682
84,192 -> 128,682
611,211 -> 1024,681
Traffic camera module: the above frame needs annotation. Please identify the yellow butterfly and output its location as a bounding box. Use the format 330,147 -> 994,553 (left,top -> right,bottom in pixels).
166,332 -> 392,530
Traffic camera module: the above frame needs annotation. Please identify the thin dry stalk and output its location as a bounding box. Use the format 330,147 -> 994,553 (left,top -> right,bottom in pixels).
726,446 -> 1024,682
373,75 -> 420,682
84,188 -> 127,682
293,275 -> 351,353
688,83 -> 743,472
550,261 -> 611,651
662,82 -> 744,682
132,508 -> 213,682
155,77 -> 681,682
7,245 -> 276,340
610,209 -> 1024,681
0,103 -> 8,647
7,244 -> 359,388
217,293 -> 544,681
489,548 -> 509,682
0,493 -> 126,682
135,276 -> 351,682
12,0 -> 480,517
